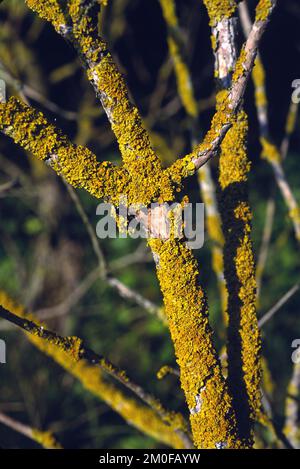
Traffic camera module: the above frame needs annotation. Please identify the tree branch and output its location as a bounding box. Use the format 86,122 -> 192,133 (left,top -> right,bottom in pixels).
0,296 -> 192,448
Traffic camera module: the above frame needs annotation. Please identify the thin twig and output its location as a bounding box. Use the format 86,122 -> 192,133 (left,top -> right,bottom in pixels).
0,304 -> 192,448
64,180 -> 163,320
256,196 -> 276,298
0,60 -> 78,120
0,411 -> 62,449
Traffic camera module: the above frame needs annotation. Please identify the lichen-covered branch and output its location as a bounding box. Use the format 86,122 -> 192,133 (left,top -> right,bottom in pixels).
0,291 -> 191,449
25,0 -> 175,205
284,362 -> 300,449
167,0 -> 277,182
159,0 -> 227,319
64,182 -> 165,321
0,411 -> 62,449
149,238 -> 242,449
0,96 -> 127,204
239,1 -> 300,243
202,0 -> 262,446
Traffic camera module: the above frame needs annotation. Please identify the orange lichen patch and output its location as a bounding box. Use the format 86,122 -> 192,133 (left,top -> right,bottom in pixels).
0,97 -> 127,204
260,137 -> 281,164
255,0 -> 273,22
203,0 -> 238,25
148,238 -> 243,448
0,290 -> 186,449
31,429 -> 62,449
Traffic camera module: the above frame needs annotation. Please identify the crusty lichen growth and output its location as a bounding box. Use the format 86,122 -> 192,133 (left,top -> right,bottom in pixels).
0,97 -> 128,204
159,0 -> 197,117
255,0 -> 273,22
25,0 -> 175,205
157,365 -> 175,380
0,290 -> 186,449
203,0 -> 238,25
218,110 -> 262,442
148,238 -> 243,449
31,429 -> 62,449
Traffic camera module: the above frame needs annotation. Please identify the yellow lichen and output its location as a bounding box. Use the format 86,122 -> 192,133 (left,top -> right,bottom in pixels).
25,0 -> 66,31
232,47 -> 247,83
89,53 -> 175,204
168,38 -> 198,117
148,238 -> 243,448
25,1 -> 176,206
255,0 -> 272,22
218,110 -> 262,436
159,0 -> 177,28
260,137 -> 281,164
203,0 -> 238,25
219,111 -> 250,188
285,103 -> 298,135
198,167 -> 227,320
0,290 -> 186,449
31,429 -> 62,449
252,58 -> 268,108
289,207 -> 300,225
160,0 -> 198,117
